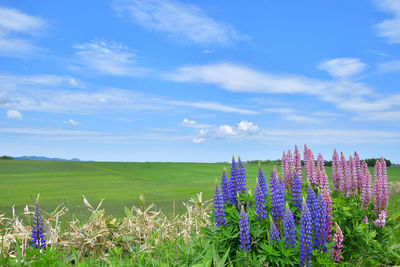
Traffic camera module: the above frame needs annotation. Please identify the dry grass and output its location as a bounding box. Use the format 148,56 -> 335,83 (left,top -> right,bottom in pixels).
0,193 -> 211,261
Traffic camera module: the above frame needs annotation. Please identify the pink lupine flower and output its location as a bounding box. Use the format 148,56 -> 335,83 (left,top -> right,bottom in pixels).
323,188 -> 333,241
373,210 -> 386,228
285,149 -> 294,190
294,145 -> 302,178
362,215 -> 369,226
332,149 -> 340,190
354,152 -> 362,193
338,153 -> 347,194
330,223 -> 344,263
281,151 -> 286,186
360,161 -> 371,211
347,156 -> 355,196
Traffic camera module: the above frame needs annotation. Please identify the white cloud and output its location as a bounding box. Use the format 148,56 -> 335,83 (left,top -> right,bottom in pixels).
237,120 -> 259,134
318,58 -> 366,78
6,110 -> 22,120
182,118 -> 196,126
112,0 -> 239,44
374,0 -> 400,43
192,137 -> 204,143
0,73 -> 258,116
169,100 -> 258,115
64,119 -> 81,125
164,62 -> 400,120
72,40 -> 147,76
0,7 -> 45,55
215,125 -> 236,138
378,60 -> 400,72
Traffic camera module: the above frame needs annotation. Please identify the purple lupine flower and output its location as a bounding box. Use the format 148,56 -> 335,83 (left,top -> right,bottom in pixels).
229,156 -> 238,204
269,216 -> 280,243
316,193 -> 327,252
257,164 -> 268,196
306,183 -> 316,226
283,203 -> 296,248
239,206 -> 251,252
360,161 -> 371,211
373,210 -> 387,228
292,172 -> 302,214
214,184 -> 226,227
299,200 -> 313,267
330,223 -> 343,263
236,156 -> 247,194
31,202 -> 46,249
312,190 -> 321,250
349,156 -> 357,196
254,181 -> 267,221
294,145 -> 302,178
322,188 -> 333,241
220,168 -> 232,204
345,156 -> 354,197
332,149 -> 340,190
270,170 -> 285,221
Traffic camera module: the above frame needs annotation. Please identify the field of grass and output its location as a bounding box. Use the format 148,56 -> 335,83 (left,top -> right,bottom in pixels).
0,160 -> 399,219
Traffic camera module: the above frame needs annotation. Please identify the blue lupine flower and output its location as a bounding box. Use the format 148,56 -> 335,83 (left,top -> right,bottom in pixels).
269,216 -> 280,243
284,203 -> 296,248
220,168 -> 232,204
257,165 -> 268,196
299,200 -> 312,267
31,202 -> 46,249
317,193 -> 327,252
214,184 -> 226,227
306,183 -> 316,225
270,171 -> 285,221
237,156 -> 247,194
239,206 -> 251,252
292,172 -> 303,214
254,181 -> 267,221
229,156 -> 238,204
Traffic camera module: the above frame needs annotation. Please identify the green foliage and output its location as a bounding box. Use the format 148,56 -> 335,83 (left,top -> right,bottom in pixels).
0,155 -> 13,160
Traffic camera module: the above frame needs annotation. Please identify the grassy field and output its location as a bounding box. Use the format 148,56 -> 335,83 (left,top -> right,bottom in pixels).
0,160 -> 399,219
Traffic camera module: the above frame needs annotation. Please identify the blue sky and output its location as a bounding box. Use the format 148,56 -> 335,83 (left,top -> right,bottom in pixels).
1,0 -> 400,162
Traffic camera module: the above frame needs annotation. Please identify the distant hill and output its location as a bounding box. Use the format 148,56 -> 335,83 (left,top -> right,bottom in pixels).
11,156 -> 81,161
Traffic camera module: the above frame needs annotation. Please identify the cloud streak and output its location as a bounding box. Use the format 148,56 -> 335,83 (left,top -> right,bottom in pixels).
112,0 -> 239,44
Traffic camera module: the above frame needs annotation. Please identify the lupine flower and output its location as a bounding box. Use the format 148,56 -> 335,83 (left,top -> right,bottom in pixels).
306,183 -> 316,225
338,152 -> 347,194
31,202 -> 46,249
373,210 -> 387,228
270,170 -> 285,221
292,172 -> 302,214
285,150 -> 294,190
330,223 -> 343,263
281,151 -> 286,185
354,152 -> 362,193
362,215 -> 369,225
322,188 -> 333,241
237,156 -> 247,194
294,145 -> 302,176
306,150 -> 316,186
373,158 -> 388,224
239,206 -> 251,252
214,184 -> 226,227
229,156 -> 238,204
332,149 -> 340,190
346,156 -> 354,196
311,189 -> 321,250
254,181 -> 267,221
299,200 -> 313,267
303,145 -> 309,176
257,164 -> 268,196
348,156 -> 357,196
220,168 -> 232,204
360,161 -> 371,211
283,203 -> 296,248
316,193 -> 327,252
269,216 -> 280,243
316,153 -> 329,190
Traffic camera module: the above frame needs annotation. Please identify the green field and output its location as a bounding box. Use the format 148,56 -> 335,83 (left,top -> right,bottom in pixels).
0,160 -> 399,219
